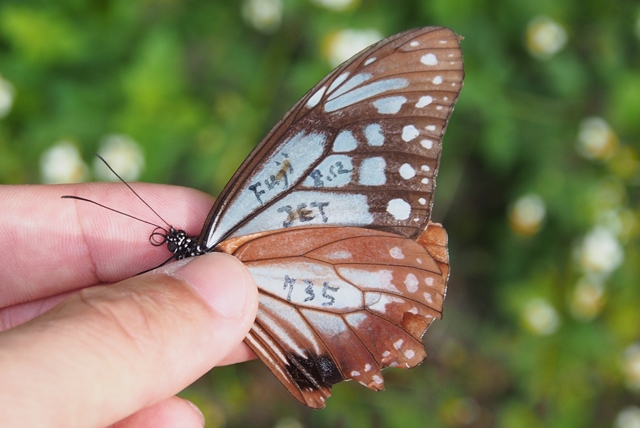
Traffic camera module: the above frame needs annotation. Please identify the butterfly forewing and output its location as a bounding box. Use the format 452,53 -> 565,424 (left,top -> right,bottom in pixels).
218,223 -> 449,408
201,27 -> 463,248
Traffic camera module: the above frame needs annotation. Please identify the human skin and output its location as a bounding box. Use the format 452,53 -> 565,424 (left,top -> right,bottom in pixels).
0,184 -> 259,428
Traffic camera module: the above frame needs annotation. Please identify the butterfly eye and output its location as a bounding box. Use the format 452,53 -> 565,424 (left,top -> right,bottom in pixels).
175,26 -> 463,409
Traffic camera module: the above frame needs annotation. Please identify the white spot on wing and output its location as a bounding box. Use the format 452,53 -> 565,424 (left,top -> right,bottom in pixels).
399,163 -> 416,179
426,124 -> 437,132
410,41 -> 419,47
365,292 -> 382,307
425,277 -> 434,286
402,124 -> 419,142
421,165 -> 430,171
328,72 -> 350,94
328,73 -> 370,99
300,308 -> 349,335
302,154 -> 354,188
359,157 -> 387,185
418,197 -> 426,205
365,123 -> 384,146
368,293 -> 405,315
433,75 -> 443,85
420,53 -> 438,66
327,250 -> 352,260
405,273 -> 419,293
421,178 -> 429,184
306,86 -> 326,108
382,351 -> 391,357
394,339 -> 404,349
373,96 -> 407,114
386,198 -> 411,220
404,349 -> 416,359
364,364 -> 371,372
364,57 -> 376,65
326,78 -> 408,112
345,312 -> 367,328
423,292 -> 433,303
389,247 -> 404,259
333,130 -> 358,152
340,268 -> 398,292
351,370 -> 360,376
373,375 -> 383,384
416,95 -> 433,108
420,139 -> 433,149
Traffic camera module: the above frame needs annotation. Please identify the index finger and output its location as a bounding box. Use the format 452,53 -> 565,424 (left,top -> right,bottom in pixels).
1,183 -> 213,307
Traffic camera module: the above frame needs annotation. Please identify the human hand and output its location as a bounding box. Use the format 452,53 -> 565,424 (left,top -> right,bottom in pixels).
0,184 -> 259,427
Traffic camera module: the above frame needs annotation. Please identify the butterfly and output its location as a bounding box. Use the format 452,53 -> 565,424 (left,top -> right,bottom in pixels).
78,26 -> 463,409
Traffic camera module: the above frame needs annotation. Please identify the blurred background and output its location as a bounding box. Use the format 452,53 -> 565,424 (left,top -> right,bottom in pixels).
1,0 -> 639,426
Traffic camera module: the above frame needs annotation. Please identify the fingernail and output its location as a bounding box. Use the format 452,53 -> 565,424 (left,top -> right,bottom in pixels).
182,398 -> 205,427
163,253 -> 253,318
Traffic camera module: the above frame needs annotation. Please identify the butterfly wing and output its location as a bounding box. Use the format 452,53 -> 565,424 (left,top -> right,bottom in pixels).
204,26 -> 463,408
217,222 -> 449,408
201,26 -> 463,249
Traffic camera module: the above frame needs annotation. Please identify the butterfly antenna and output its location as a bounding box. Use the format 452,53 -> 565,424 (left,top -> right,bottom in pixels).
61,195 -> 164,229
93,153 -> 172,228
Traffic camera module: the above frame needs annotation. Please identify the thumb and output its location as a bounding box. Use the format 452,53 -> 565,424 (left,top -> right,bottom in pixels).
0,253 -> 258,428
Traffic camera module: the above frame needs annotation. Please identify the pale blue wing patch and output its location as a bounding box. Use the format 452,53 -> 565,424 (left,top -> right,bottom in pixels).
232,191 -> 374,237
364,123 -> 384,146
358,157 -> 387,186
332,130 -> 358,152
207,131 -> 327,246
248,260 -> 363,312
325,78 -> 409,113
302,155 -> 354,188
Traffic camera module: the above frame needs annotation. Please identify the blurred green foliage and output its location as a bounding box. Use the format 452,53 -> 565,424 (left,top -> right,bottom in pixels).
1,0 -> 639,426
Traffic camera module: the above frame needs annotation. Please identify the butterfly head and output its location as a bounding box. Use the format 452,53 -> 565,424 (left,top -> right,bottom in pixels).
152,226 -> 205,260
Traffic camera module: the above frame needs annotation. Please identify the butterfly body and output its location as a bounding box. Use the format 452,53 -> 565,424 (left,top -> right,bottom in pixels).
165,26 -> 463,408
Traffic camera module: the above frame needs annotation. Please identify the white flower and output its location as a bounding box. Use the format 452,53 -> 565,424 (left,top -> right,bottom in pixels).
577,117 -> 618,160
40,141 -> 89,184
522,298 -> 560,335
595,208 -> 639,241
324,28 -> 383,67
242,0 -> 283,33
569,277 -> 605,321
616,406 -> 640,428
94,134 -> 145,182
0,75 -> 15,118
311,0 -> 357,12
576,226 -> 624,277
526,16 -> 568,59
622,344 -> 640,392
509,193 -> 546,236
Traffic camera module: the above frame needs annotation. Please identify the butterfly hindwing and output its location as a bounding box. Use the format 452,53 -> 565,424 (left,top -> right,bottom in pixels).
218,222 -> 449,408
201,27 -> 463,248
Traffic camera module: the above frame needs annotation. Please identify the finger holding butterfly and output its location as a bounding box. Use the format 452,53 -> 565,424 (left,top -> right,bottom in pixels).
0,183 -> 212,310
0,184 -> 257,362
0,232 -> 259,427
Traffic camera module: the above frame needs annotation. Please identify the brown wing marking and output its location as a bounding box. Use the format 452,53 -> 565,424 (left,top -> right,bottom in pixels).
229,224 -> 448,408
